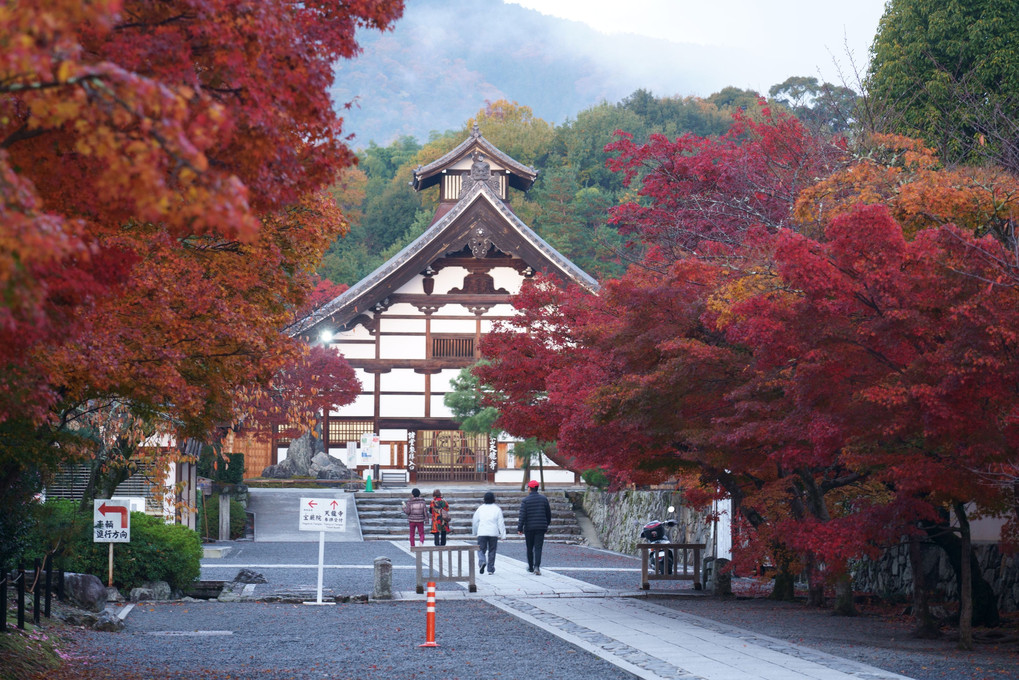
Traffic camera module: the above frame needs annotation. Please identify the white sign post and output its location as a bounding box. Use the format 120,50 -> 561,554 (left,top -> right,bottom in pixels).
93,500 -> 131,587
299,497 -> 346,605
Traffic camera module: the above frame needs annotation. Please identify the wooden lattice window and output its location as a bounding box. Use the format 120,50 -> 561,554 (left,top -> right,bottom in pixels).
327,419 -> 374,448
432,335 -> 475,359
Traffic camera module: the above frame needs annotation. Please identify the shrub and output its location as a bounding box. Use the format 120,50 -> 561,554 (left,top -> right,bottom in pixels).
197,451 -> 245,485
23,500 -> 201,592
581,468 -> 610,489
196,494 -> 247,540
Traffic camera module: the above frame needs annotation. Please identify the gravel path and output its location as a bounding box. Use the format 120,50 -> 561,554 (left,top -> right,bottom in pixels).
43,541 -> 1019,680
51,600 -> 639,680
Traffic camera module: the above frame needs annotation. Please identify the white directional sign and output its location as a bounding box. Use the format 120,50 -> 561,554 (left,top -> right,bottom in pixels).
93,500 -> 131,543
299,497 -> 346,532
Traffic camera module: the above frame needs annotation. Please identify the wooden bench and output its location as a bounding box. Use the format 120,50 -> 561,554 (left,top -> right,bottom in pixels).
637,542 -> 705,590
411,545 -> 477,594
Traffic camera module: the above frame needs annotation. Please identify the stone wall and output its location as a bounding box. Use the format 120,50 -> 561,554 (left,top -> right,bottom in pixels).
575,489 -> 713,555
851,542 -> 1019,612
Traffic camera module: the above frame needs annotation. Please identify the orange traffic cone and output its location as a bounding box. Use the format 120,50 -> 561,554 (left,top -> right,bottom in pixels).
419,581 -> 439,647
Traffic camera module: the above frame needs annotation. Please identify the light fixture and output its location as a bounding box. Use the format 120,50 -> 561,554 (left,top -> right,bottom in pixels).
320,329 -> 334,345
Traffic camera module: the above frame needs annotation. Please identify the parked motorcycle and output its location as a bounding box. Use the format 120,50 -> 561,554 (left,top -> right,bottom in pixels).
640,505 -> 677,575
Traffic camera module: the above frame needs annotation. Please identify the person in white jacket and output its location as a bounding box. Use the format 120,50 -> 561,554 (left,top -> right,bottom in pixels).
471,491 -> 506,574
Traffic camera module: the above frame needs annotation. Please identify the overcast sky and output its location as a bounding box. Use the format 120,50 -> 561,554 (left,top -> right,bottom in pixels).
506,0 -> 890,93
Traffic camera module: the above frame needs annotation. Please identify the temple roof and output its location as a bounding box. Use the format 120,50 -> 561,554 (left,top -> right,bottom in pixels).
292,180 -> 598,338
412,123 -> 538,193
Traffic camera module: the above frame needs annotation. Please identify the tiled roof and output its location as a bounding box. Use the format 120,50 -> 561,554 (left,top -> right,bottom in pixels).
290,181 -> 598,338
413,123 -> 538,192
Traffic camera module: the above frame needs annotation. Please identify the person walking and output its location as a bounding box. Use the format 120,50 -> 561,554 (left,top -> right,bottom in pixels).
471,491 -> 506,574
429,489 -> 450,546
517,479 -> 551,575
402,488 -> 429,547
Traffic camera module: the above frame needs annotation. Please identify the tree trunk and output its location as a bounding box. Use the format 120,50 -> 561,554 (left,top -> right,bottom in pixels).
770,569 -> 796,601
955,502 -> 973,651
923,519 -> 999,627
833,572 -> 857,616
804,554 -> 825,607
908,533 -> 940,638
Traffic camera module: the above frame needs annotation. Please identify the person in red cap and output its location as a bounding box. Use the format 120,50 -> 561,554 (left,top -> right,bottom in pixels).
517,479 -> 551,575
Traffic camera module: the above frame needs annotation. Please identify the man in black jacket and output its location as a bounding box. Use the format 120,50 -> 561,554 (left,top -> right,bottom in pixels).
516,479 -> 551,575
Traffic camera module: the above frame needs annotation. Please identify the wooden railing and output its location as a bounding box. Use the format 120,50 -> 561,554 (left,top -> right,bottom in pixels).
637,542 -> 705,590
411,545 -> 477,594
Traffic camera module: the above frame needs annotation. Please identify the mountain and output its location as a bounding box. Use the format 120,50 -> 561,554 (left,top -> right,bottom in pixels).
331,0 -> 747,147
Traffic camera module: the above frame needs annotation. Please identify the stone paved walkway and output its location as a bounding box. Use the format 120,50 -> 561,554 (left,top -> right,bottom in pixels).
383,540 -> 914,680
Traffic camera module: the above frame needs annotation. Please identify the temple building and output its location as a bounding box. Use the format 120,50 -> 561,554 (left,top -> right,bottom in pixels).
288,125 -> 598,484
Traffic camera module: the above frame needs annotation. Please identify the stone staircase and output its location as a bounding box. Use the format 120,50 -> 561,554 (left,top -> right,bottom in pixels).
354,489 -> 583,543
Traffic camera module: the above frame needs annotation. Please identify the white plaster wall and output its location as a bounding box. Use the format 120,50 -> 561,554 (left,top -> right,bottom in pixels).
491,268 -> 524,292
382,302 -> 419,316
379,428 -> 408,440
431,267 -> 468,294
429,395 -> 453,418
430,369 -> 461,393
480,316 -> 518,333
380,369 -> 425,392
434,304 -> 474,317
380,394 -> 425,417
379,317 -> 426,333
337,394 -> 375,418
332,323 -> 373,342
348,369 -> 374,394
336,342 -> 375,360
483,303 -> 518,318
430,318 -> 476,334
380,334 -> 425,360
494,469 -> 575,485
393,276 -> 426,295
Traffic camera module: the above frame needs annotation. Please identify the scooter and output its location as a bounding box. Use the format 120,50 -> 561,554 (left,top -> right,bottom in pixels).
640,505 -> 677,575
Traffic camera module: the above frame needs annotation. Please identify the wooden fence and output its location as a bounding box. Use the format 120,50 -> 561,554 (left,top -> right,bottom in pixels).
410,545 -> 477,594
637,542 -> 705,591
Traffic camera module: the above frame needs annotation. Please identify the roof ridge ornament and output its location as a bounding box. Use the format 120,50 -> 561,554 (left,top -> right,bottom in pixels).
471,122 -> 481,138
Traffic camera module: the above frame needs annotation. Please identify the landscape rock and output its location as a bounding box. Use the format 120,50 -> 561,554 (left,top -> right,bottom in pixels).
106,586 -> 125,603
233,569 -> 267,584
92,609 -> 125,632
261,432 -> 355,480
140,580 -> 172,600
59,609 -> 99,627
64,572 -> 107,612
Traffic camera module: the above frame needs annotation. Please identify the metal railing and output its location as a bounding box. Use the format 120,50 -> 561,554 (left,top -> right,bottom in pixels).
637,542 -> 705,590
411,545 -> 477,594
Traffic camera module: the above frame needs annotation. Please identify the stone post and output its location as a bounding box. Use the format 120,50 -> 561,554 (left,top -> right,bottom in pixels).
710,557 -> 732,596
219,492 -> 231,541
373,556 -> 392,600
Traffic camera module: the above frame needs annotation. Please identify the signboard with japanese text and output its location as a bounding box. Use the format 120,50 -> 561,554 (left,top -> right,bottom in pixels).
93,500 -> 131,543
359,432 -> 379,463
299,497 -> 347,532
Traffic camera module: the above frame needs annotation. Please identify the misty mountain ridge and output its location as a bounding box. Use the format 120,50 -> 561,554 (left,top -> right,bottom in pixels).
331,0 -> 756,148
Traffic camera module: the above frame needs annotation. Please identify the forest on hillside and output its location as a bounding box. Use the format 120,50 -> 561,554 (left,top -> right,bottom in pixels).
320,78 -> 857,285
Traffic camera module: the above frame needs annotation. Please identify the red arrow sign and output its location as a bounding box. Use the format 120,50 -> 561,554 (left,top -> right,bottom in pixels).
330,500 -> 339,509
98,502 -> 128,528
306,500 -> 317,509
